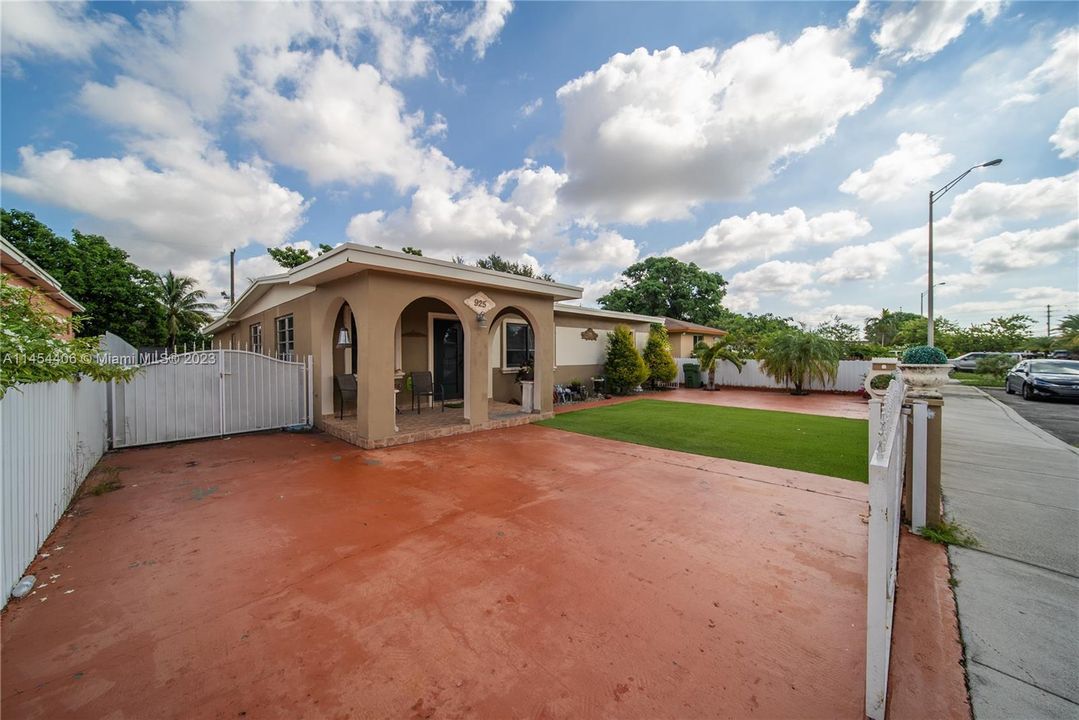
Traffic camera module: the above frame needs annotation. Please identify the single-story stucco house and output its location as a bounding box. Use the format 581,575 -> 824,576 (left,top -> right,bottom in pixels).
1,235 -> 84,337
205,244 -> 665,448
664,317 -> 729,358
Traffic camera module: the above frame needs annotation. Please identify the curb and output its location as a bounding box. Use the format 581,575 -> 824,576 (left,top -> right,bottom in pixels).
971,387 -> 1079,457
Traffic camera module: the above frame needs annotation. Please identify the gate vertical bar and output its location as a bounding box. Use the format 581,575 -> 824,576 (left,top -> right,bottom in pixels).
911,401 -> 928,534
307,355 -> 314,426
218,348 -> 225,437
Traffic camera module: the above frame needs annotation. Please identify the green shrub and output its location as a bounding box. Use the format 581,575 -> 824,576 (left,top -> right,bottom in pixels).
974,353 -> 1016,379
901,345 -> 948,364
604,325 -> 649,394
642,323 -> 677,386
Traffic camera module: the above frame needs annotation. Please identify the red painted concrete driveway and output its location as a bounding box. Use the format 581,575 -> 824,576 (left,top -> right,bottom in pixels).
2,427 -> 874,719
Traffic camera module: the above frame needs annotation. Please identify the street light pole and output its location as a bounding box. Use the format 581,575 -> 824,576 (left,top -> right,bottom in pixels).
927,158 -> 1002,347
920,282 -> 946,317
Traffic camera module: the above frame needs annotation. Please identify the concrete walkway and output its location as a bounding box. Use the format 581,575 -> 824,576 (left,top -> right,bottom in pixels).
940,385 -> 1079,719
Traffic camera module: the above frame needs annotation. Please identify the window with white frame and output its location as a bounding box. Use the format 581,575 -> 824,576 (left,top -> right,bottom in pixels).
250,323 -> 262,353
275,315 -> 294,359
504,321 -> 534,369
692,334 -> 704,346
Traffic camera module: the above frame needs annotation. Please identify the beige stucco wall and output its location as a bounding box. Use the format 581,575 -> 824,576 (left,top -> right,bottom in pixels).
551,313 -> 652,390
3,272 -> 77,338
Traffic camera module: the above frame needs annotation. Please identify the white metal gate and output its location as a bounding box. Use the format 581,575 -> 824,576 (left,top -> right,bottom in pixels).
865,376 -> 908,720
111,350 -> 312,448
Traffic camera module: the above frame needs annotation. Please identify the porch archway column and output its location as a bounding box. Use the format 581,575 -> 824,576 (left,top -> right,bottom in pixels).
532,303 -> 556,414
353,277 -> 397,442
466,319 -> 489,426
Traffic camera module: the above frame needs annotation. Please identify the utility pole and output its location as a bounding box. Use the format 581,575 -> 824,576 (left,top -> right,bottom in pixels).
229,249 -> 236,305
1047,304 -> 1051,339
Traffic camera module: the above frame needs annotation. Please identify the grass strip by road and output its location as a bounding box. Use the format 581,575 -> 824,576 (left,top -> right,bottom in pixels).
538,399 -> 868,482
950,372 -> 1005,388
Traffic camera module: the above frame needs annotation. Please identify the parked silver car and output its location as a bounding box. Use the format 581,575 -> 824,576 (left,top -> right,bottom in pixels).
948,351 -> 1019,372
1005,360 -> 1079,400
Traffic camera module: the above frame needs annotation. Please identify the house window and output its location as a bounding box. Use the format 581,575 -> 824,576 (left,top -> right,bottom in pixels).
250,323 -> 262,354
275,315 -> 294,359
693,334 -> 704,346
504,322 -> 534,368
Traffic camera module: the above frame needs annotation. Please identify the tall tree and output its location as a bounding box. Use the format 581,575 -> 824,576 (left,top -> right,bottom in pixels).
267,243 -> 333,269
599,257 -> 727,325
864,309 -> 921,346
155,272 -> 215,351
1,209 -> 167,346
474,254 -> 554,281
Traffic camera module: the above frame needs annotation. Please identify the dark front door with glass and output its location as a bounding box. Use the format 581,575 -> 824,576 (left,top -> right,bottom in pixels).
433,318 -> 464,400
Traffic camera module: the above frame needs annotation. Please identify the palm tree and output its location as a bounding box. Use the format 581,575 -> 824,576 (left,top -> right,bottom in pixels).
758,329 -> 841,395
156,271 -> 214,351
696,338 -> 744,390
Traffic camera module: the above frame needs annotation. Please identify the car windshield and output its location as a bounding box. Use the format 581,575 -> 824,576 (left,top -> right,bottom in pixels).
1030,361 -> 1079,374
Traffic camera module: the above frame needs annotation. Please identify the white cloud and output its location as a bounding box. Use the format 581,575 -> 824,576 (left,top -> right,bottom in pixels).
454,0 -> 513,59
794,304 -> 877,329
941,286 -> 1079,320
346,161 -> 567,259
839,133 -> 955,202
873,0 -> 1002,63
79,76 -> 209,154
1006,29 -> 1079,105
241,50 -> 458,190
969,220 -> 1079,274
519,97 -> 544,118
1050,108 -> 1079,159
815,241 -> 902,284
553,230 -> 640,275
670,207 -> 871,270
0,1 -> 125,63
892,172 -> 1079,257
556,25 -> 883,223
1,146 -> 308,273
577,276 -> 623,306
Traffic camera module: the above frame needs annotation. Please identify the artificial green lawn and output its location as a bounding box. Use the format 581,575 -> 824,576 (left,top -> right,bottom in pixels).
538,399 -> 869,482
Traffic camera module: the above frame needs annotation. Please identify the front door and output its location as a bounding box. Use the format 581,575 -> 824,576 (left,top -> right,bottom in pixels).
433,318 -> 464,400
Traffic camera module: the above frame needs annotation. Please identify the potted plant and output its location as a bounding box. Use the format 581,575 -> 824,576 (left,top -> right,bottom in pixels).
898,345 -> 952,398
515,363 -> 535,412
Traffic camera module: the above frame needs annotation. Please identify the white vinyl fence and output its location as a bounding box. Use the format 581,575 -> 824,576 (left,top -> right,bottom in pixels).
1,379 -> 108,602
674,358 -> 871,392
865,376 -> 908,720
111,350 -> 312,448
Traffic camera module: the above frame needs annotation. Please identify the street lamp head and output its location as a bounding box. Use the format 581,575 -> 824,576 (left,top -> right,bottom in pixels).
980,158 -> 1003,167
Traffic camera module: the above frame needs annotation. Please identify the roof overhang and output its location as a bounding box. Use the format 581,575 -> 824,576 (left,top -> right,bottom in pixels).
204,243 -> 585,335
554,303 -> 664,324
0,235 -> 85,312
289,244 -> 583,300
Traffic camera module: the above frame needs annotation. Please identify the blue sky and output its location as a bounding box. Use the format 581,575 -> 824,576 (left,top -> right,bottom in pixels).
1,1 -> 1076,331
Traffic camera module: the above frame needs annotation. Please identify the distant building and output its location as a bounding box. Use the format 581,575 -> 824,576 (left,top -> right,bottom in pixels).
663,317 -> 728,357
1,236 -> 84,338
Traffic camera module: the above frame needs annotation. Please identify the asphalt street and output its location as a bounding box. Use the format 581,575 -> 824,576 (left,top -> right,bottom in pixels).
983,387 -> 1079,446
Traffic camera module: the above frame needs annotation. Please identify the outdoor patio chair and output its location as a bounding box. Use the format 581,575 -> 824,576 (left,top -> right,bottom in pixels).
409,371 -> 444,414
334,374 -> 357,419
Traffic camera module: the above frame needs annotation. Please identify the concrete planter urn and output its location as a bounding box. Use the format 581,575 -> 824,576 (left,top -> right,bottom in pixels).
897,364 -> 952,399
520,380 -> 535,413
898,345 -> 952,399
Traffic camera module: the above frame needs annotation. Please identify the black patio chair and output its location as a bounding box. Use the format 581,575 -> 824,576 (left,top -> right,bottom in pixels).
334,374 -> 357,419
409,371 -> 444,414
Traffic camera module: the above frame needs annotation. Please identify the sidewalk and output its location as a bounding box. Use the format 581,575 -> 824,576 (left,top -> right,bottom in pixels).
940,385 -> 1079,719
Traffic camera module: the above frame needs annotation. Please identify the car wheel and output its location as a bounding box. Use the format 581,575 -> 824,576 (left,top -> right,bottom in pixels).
1005,380 -> 1015,395
1022,383 -> 1035,401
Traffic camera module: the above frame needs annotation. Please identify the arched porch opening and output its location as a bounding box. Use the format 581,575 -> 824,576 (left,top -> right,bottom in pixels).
330,302 -> 358,417
487,305 -> 540,413
397,297 -> 468,415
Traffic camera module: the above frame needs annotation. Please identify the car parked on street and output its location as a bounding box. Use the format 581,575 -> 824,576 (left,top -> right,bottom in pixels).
1005,359 -> 1079,400
948,351 -> 1019,372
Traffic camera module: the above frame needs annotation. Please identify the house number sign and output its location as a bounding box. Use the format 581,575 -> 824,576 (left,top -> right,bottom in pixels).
464,291 -> 496,316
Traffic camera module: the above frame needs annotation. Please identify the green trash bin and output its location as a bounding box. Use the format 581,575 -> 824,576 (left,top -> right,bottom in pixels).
683,363 -> 701,388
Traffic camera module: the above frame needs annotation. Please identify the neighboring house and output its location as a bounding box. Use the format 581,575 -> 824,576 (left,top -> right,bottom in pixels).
1,236 -> 84,338
205,243 -> 661,447
664,317 -> 728,358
